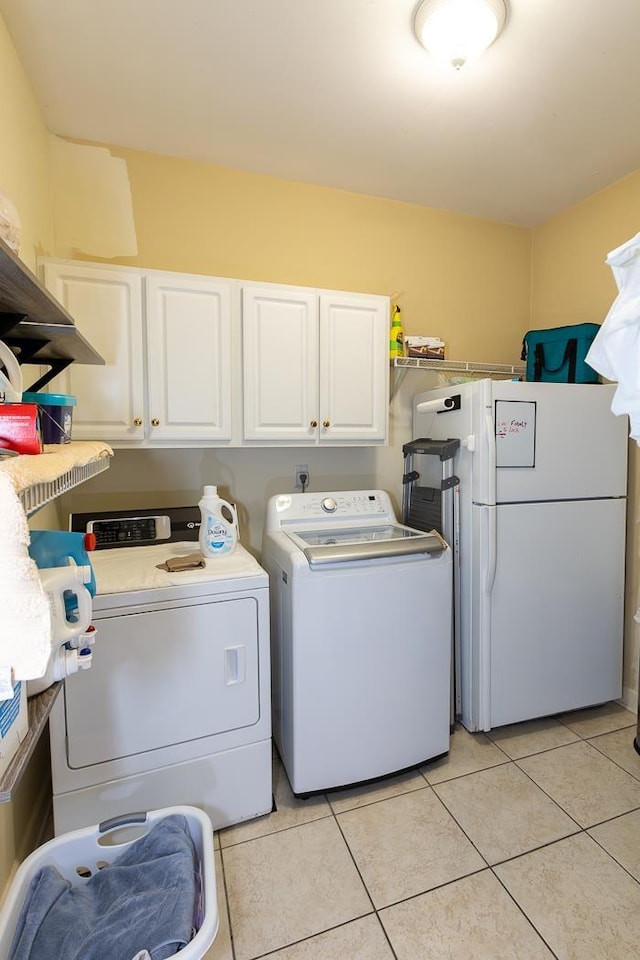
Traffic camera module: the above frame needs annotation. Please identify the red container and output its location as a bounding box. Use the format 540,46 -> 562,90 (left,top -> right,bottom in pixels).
0,402 -> 42,454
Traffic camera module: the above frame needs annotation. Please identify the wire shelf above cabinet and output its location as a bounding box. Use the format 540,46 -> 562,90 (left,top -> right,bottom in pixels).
393,357 -> 525,376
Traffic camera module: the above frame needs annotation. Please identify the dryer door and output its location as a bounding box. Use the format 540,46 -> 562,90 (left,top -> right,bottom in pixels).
65,596 -> 260,767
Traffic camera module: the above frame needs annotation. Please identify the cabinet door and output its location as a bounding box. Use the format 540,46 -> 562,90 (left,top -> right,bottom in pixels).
242,286 -> 318,441
145,274 -> 233,441
319,293 -> 389,442
42,262 -> 144,441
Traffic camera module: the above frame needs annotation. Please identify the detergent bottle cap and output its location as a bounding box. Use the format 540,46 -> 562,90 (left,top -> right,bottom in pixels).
203,485 -> 217,498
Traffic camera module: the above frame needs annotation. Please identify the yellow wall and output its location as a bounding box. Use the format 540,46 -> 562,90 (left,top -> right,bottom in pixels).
531,170 -> 640,328
0,15 -> 55,901
532,175 -> 640,708
61,143 -> 532,363
0,15 -> 52,266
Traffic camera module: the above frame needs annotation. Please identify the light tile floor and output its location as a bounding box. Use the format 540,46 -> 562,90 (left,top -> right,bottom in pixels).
204,702 -> 640,960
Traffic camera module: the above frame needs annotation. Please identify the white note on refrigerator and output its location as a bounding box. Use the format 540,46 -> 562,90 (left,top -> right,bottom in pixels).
495,400 -> 536,467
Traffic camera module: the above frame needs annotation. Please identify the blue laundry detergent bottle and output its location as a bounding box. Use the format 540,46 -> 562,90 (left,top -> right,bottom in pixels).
29,530 -> 97,620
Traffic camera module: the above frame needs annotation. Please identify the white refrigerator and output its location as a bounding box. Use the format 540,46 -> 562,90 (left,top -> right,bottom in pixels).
412,379 -> 628,732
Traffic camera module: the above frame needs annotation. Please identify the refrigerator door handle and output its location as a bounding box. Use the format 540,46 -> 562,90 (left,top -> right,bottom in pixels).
482,505 -> 497,596
484,409 -> 497,506
478,504 -> 497,731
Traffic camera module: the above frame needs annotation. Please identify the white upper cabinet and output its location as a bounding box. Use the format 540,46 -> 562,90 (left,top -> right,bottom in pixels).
242,286 -> 318,442
319,292 -> 389,443
42,262 -> 145,442
40,260 -> 389,447
242,285 -> 389,444
41,261 -> 234,445
145,273 -> 232,442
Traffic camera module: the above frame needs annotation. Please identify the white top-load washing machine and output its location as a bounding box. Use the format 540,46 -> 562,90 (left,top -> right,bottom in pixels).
261,490 -> 452,796
49,506 -> 271,835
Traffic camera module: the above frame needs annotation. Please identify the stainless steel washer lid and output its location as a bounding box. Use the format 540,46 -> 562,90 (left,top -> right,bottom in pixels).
286,524 -> 447,566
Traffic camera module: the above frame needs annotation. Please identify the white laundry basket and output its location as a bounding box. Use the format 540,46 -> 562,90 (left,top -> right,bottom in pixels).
0,806 -> 218,960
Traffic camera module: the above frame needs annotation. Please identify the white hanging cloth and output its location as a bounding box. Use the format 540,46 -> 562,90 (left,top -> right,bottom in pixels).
586,231 -> 640,442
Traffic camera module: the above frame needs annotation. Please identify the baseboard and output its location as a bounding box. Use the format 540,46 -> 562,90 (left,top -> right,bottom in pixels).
619,686 -> 638,717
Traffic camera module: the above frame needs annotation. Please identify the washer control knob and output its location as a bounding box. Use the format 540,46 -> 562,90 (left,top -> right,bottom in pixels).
321,497 -> 337,513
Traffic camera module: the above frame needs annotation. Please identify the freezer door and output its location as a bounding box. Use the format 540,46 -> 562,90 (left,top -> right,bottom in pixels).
481,498 -> 625,730
490,381 -> 628,503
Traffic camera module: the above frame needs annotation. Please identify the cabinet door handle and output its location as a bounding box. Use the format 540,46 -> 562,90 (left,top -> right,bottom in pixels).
151,418 -> 160,427
322,419 -> 331,428
133,418 -> 142,427
310,420 -> 318,428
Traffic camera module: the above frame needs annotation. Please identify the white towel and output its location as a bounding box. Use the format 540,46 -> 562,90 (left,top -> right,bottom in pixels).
0,473 -> 51,683
0,441 -> 113,493
586,231 -> 640,441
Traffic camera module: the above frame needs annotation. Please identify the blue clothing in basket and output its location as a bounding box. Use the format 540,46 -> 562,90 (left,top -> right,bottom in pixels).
9,814 -> 198,960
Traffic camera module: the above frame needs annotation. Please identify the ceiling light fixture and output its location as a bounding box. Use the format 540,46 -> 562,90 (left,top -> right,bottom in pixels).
414,0 -> 507,70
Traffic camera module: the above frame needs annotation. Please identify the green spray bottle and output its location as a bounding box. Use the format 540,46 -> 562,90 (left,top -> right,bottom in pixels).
389,304 -> 405,360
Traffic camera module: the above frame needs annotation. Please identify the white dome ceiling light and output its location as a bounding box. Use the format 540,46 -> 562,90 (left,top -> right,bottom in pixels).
414,0 -> 508,70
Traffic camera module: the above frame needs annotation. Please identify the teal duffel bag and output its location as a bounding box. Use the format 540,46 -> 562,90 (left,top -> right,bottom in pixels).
521,323 -> 601,383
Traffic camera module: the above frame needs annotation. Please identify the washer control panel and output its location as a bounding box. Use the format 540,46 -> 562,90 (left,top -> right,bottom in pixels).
269,490 -> 392,527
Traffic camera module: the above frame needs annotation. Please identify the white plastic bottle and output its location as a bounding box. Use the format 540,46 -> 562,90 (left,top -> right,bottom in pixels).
198,485 -> 238,558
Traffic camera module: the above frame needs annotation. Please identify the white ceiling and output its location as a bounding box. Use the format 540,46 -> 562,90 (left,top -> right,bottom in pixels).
2,0 -> 640,227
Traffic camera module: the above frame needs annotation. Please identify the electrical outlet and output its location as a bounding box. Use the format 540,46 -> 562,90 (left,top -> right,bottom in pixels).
295,464 -> 309,489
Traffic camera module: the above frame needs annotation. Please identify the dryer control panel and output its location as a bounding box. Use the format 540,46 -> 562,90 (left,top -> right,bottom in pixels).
71,506 -> 201,549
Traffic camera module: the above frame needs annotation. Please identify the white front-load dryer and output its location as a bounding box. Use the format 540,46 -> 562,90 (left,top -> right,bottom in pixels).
50,507 -> 272,835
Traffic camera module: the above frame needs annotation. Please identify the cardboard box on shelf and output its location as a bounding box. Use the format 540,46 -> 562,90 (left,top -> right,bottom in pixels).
405,337 -> 446,360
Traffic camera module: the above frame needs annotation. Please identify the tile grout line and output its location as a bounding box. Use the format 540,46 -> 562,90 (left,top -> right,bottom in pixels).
427,779 -> 493,868
510,756 -> 585,830
585,827 -> 640,889
512,743 -> 640,835
424,756 -> 511,787
329,797 -> 388,918
219,808 -> 334,850
489,863 -> 562,960
586,731 -> 640,783
217,840 -> 238,960
241,913 -> 392,960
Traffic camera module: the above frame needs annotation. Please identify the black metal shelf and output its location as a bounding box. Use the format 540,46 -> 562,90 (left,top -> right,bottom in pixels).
0,237 -> 103,390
